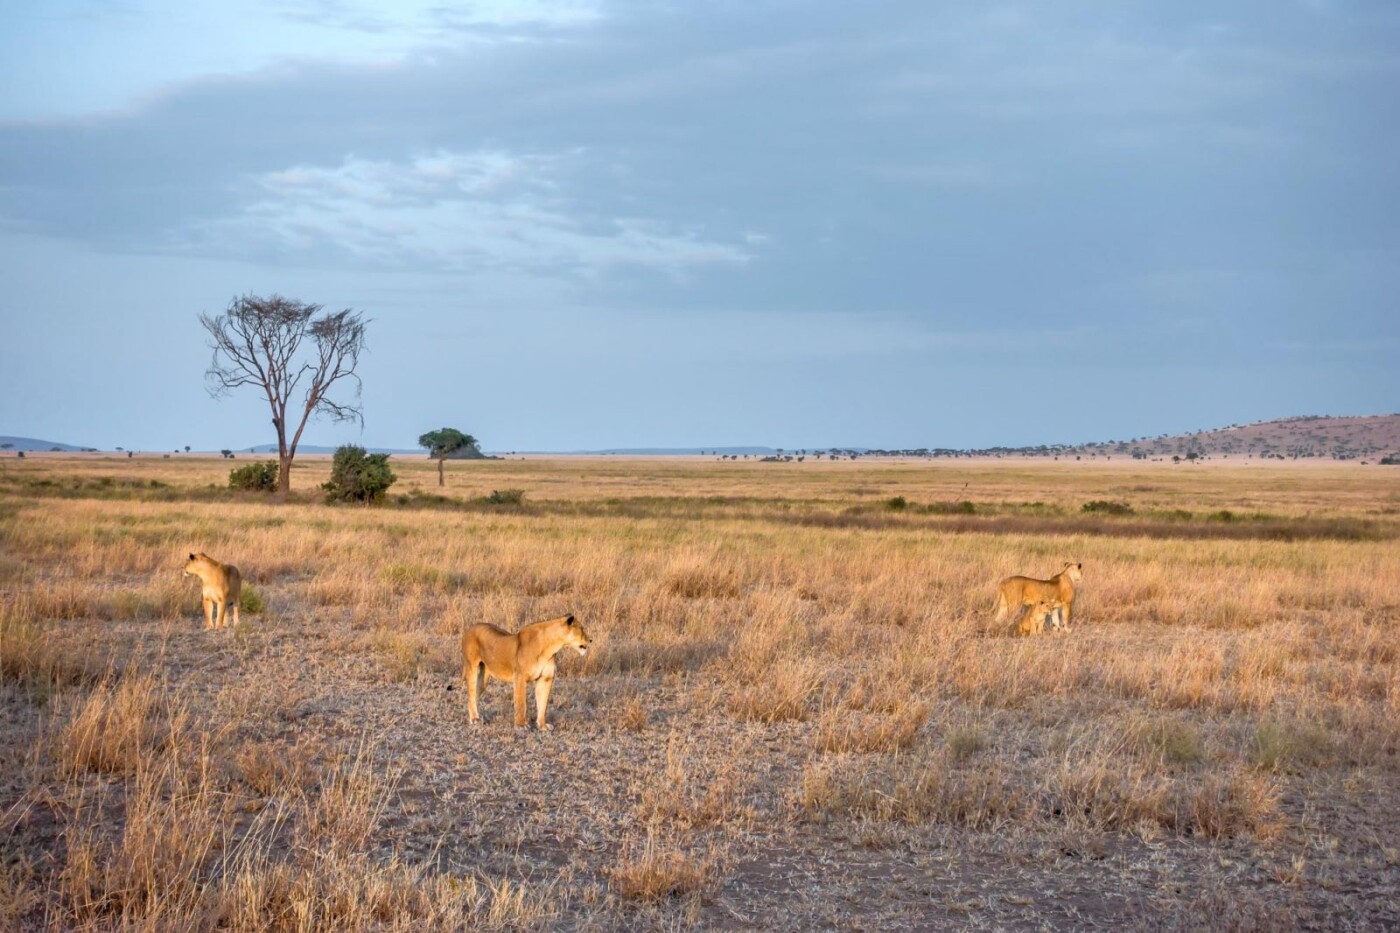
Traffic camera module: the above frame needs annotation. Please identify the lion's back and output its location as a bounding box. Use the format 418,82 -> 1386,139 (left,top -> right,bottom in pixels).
463,623 -> 517,669
999,574 -> 1056,605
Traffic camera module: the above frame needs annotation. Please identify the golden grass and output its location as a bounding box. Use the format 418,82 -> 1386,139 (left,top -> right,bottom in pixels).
2,453 -> 1398,926
608,832 -> 725,904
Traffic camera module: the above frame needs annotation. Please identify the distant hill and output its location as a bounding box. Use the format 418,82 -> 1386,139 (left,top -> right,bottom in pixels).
0,436 -> 96,452
1068,414 -> 1400,462
853,415 -> 1400,462
8,415 -> 1398,462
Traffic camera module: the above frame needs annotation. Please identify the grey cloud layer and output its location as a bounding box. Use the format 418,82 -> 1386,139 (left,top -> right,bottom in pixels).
5,3 -> 1396,310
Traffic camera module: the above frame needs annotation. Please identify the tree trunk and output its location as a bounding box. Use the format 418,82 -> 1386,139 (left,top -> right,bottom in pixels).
278,455 -> 293,497
438,454 -> 445,487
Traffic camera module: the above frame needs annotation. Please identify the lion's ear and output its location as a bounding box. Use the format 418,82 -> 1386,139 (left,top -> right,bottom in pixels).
566,615 -> 576,626
189,553 -> 196,560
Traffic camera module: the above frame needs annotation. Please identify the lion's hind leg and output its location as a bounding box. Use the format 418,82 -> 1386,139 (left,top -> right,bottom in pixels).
992,591 -> 1011,625
513,675 -> 529,729
465,659 -> 485,723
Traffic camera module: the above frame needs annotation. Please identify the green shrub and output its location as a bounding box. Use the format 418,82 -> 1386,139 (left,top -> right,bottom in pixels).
1082,499 -> 1134,516
240,587 -> 266,614
229,460 -> 279,492
884,496 -> 908,511
483,488 -> 526,506
323,445 -> 397,504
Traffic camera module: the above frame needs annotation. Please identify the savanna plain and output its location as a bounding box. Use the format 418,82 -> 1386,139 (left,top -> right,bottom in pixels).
2,454 -> 1398,930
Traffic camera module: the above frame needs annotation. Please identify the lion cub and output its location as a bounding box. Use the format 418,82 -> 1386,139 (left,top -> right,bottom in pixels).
1013,599 -> 1064,637
994,561 -> 1082,630
462,614 -> 591,730
184,552 -> 242,630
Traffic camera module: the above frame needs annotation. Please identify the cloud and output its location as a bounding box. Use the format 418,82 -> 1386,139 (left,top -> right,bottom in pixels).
2,0 -> 1397,325
178,149 -> 752,276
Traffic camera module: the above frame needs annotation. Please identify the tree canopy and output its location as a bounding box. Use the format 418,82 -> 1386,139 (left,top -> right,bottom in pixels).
419,428 -> 479,486
418,428 -> 477,458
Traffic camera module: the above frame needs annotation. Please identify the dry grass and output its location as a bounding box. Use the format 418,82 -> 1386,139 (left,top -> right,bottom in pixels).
609,833 -> 725,905
1,453 -> 1398,927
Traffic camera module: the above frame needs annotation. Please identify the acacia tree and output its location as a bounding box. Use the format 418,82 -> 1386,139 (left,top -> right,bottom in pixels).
418,428 -> 478,487
200,294 -> 368,495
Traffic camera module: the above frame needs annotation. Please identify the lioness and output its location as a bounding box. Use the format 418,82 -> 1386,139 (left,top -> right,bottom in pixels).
462,614 -> 590,730
1013,599 -> 1064,637
994,561 -> 1082,630
184,552 -> 241,630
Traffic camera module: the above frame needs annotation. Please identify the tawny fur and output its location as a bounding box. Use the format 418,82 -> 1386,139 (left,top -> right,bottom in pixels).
994,562 -> 1082,630
462,614 -> 590,729
1012,599 -> 1064,637
184,552 -> 242,630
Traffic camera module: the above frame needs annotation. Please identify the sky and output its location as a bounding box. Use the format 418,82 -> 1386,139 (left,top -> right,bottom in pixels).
1,0 -> 1397,452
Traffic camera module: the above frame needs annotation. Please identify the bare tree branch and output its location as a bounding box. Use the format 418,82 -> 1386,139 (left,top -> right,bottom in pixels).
199,294 -> 369,495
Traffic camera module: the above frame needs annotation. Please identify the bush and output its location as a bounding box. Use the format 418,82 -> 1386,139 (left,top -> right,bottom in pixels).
323,446 -> 397,504
483,488 -> 526,506
1082,500 -> 1134,516
928,500 -> 977,515
884,496 -> 908,511
228,460 -> 279,492
240,586 -> 266,614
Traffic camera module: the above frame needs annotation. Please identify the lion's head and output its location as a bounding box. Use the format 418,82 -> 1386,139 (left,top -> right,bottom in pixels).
561,614 -> 591,657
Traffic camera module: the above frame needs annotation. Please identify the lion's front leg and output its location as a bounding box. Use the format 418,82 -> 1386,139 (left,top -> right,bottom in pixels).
202,596 -> 214,630
534,675 -> 555,731
513,674 -> 529,729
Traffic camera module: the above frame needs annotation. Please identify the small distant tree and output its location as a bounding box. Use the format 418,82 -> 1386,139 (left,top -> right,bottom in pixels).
418,428 -> 478,487
184,446 -> 191,453
200,293 -> 369,496
323,445 -> 396,504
